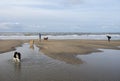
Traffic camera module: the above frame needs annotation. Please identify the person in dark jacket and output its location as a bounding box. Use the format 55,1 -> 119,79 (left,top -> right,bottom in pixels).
106,35 -> 111,42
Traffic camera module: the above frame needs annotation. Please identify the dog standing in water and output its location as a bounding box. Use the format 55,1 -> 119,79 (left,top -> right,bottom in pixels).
13,52 -> 21,63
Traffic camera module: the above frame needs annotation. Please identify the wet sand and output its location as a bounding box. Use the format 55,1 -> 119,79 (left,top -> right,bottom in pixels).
0,43 -> 120,81
0,39 -> 120,81
35,40 -> 120,64
1,39 -> 120,65
0,40 -> 28,53
0,39 -> 120,55
36,39 -> 120,55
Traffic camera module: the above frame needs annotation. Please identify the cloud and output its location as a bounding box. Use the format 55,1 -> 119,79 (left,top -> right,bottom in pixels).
60,0 -> 83,5
0,0 -> 120,32
101,25 -> 119,29
0,22 -> 19,29
0,22 -> 24,32
0,0 -> 58,9
0,0 -> 83,9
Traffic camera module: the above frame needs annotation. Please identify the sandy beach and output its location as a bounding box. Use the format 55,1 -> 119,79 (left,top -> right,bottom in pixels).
0,39 -> 120,81
36,39 -> 120,55
0,40 -> 28,54
0,39 -> 120,64
0,39 -> 120,55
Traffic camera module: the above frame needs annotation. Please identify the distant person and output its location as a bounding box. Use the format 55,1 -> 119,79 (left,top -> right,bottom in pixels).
39,33 -> 41,42
106,35 -> 111,42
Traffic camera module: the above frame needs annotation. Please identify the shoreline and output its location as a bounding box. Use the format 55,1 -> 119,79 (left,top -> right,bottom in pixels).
0,40 -> 28,54
0,39 -> 120,55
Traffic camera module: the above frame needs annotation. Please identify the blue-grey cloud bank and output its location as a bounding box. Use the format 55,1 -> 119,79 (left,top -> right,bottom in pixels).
0,0 -> 120,32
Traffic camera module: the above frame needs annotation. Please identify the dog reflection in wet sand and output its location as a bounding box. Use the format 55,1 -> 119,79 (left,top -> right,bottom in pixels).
13,52 -> 21,63
29,40 -> 34,50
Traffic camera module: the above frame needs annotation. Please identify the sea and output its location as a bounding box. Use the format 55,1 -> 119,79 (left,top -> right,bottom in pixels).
0,32 -> 120,40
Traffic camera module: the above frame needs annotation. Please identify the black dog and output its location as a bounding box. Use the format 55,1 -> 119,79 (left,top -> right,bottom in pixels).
13,52 -> 21,62
44,37 -> 48,40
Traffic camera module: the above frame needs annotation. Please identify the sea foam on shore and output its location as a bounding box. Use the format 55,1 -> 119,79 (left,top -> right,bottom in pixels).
0,32 -> 120,40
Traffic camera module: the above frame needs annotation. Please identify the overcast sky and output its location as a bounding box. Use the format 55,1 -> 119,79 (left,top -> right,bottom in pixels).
0,0 -> 120,32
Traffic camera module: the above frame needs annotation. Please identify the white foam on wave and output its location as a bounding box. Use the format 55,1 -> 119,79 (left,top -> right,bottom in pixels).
0,34 -> 120,40
0,36 -> 38,40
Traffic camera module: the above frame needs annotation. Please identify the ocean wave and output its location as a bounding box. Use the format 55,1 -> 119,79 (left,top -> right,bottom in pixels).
0,32 -> 120,40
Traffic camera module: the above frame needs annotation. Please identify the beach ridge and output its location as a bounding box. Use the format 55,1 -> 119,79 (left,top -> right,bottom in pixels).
36,39 -> 120,55
0,39 -> 120,54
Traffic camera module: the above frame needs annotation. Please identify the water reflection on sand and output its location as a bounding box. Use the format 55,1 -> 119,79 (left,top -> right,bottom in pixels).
42,53 -> 84,64
14,62 -> 21,72
0,43 -> 120,81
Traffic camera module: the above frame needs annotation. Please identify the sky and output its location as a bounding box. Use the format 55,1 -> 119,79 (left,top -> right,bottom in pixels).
0,0 -> 120,32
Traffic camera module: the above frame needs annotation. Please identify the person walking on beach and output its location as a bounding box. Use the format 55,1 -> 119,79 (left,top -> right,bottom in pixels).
39,33 -> 41,42
106,35 -> 111,42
